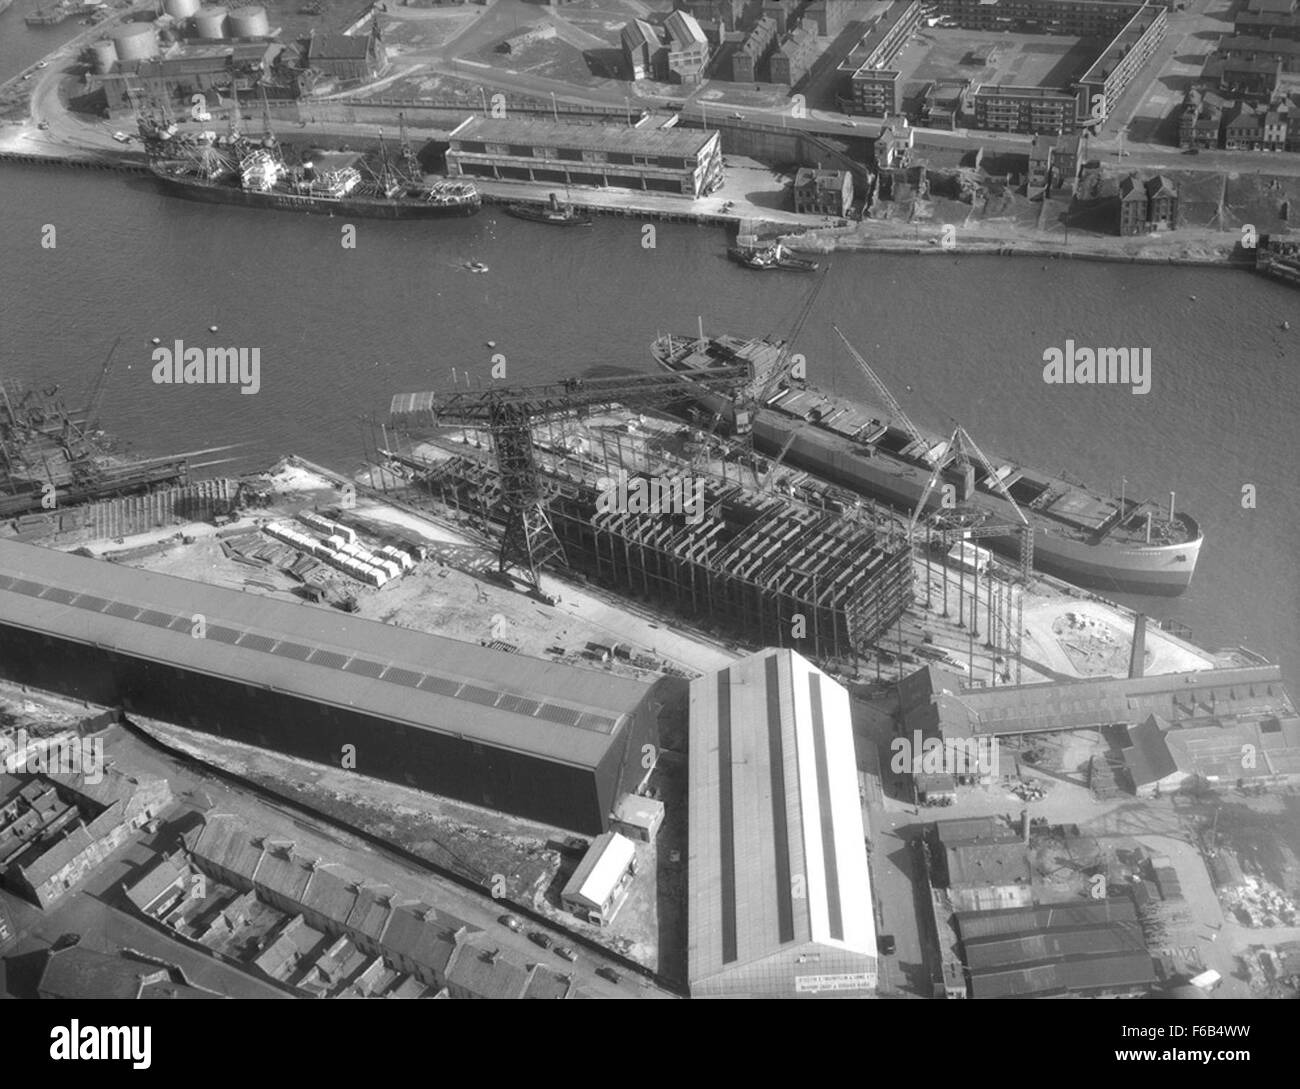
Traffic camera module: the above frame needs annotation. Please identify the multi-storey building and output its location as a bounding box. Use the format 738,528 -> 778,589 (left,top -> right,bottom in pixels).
1224,101 -> 1265,149
792,167 -> 855,214
665,9 -> 711,84
971,84 -> 1080,133
932,0 -> 1149,36
1178,87 -> 1224,149
447,117 -> 724,198
732,15 -> 779,82
674,0 -> 744,34
841,0 -> 925,116
1076,5 -> 1168,126
770,21 -> 819,87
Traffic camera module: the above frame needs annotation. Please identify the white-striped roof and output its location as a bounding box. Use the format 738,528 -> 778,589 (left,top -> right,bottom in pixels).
688,648 -> 876,985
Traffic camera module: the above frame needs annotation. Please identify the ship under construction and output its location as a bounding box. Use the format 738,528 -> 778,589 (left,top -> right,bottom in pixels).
385,372 -> 915,669
0,370 -> 190,521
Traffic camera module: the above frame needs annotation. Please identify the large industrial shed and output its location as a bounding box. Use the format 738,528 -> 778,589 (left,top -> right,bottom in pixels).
0,540 -> 667,834
688,648 -> 878,998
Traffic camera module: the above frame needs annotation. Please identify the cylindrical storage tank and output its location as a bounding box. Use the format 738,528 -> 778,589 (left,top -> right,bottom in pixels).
192,5 -> 228,39
110,23 -> 159,63
227,4 -> 268,38
162,0 -> 201,18
91,39 -> 118,74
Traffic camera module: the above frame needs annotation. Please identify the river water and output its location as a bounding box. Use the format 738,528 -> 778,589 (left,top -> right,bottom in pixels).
1,26 -> 1296,679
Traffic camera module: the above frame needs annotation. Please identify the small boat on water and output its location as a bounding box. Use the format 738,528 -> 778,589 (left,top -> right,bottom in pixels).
728,241 -> 819,272
504,192 -> 593,227
464,261 -> 489,274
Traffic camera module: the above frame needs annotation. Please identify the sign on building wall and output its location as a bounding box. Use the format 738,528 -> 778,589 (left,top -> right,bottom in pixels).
794,971 -> 876,994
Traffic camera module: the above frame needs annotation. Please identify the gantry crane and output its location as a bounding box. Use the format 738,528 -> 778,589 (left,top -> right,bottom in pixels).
389,366 -> 753,590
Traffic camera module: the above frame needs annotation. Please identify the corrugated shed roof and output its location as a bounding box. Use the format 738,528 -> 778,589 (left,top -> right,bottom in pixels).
969,950 -> 1156,998
964,920 -> 1147,969
688,648 -> 876,986
0,539 -> 645,769
956,898 -> 1138,940
901,661 -> 1290,738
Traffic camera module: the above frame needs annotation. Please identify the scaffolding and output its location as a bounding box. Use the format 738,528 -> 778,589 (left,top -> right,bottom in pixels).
398,437 -> 914,669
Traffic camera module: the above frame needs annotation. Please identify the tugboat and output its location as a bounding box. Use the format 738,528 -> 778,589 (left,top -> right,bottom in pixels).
503,192 -> 593,227
727,241 -> 819,272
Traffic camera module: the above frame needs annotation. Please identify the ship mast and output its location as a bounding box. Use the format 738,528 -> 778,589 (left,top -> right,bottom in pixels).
398,112 -> 421,183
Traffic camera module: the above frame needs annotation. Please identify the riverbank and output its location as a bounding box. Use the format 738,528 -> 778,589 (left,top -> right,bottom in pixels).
779,219 -> 1262,271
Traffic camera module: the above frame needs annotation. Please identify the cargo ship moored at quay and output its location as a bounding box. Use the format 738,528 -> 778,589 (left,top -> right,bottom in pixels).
140,118 -> 481,220
652,332 -> 1204,596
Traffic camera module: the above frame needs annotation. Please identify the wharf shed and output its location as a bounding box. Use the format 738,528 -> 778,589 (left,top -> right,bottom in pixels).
445,116 -> 723,198
688,648 -> 877,998
0,540 -> 668,833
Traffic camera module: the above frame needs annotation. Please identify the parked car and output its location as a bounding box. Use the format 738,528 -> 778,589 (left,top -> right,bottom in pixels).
498,913 -> 522,932
555,945 -> 577,962
596,966 -> 620,983
528,931 -> 553,950
878,933 -> 896,956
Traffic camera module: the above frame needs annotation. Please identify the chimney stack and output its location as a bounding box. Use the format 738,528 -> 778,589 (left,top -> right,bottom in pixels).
1021,808 -> 1030,843
1129,613 -> 1147,679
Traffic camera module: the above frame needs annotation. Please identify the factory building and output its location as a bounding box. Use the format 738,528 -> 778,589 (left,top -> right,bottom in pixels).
305,27 -> 387,83
898,662 -> 1293,740
0,540 -> 671,834
446,117 -> 723,198
96,42 -> 292,115
688,649 -> 878,998
955,900 -> 1156,998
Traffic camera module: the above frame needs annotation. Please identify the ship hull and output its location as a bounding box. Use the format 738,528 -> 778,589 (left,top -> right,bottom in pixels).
150,171 -> 481,219
656,340 -> 1202,597
503,205 -> 592,227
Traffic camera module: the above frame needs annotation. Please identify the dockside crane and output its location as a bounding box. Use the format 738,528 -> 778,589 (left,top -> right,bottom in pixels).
833,324 -> 936,469
389,366 -> 754,591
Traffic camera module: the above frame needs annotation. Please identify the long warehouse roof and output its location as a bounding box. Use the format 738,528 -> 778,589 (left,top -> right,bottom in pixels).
688,648 -> 875,984
900,662 -> 1289,738
0,538 -> 648,768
